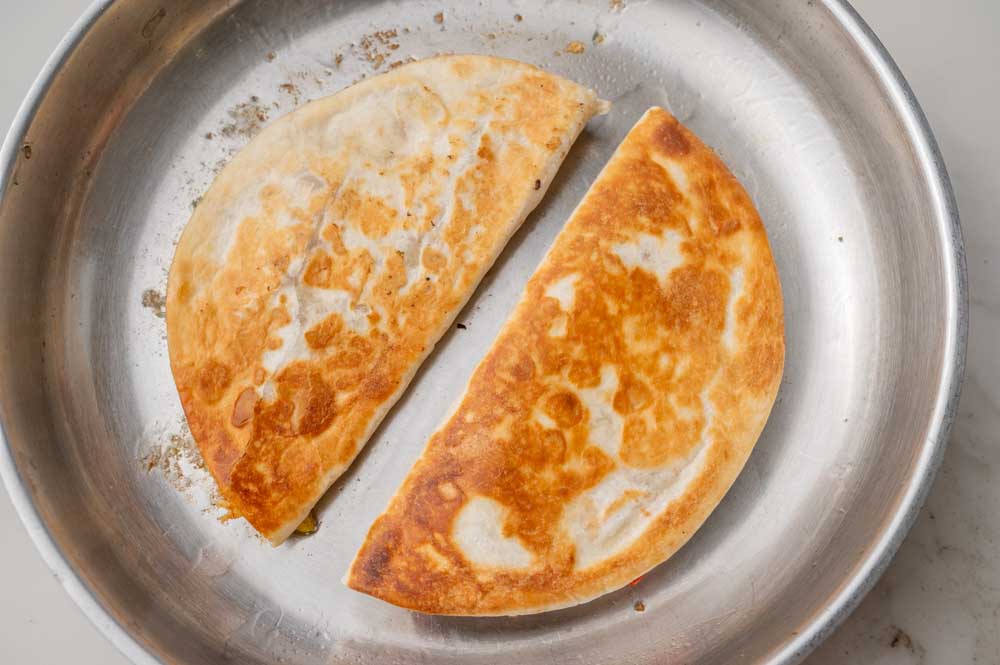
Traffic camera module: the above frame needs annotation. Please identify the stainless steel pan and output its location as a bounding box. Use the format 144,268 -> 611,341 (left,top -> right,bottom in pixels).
0,1 -> 966,663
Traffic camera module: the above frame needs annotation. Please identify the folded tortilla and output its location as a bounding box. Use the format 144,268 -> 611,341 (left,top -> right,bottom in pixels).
166,55 -> 604,544
346,107 -> 785,614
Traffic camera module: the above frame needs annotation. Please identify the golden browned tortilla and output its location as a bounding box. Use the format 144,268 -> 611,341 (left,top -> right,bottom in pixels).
166,55 -> 605,545
346,107 -> 785,615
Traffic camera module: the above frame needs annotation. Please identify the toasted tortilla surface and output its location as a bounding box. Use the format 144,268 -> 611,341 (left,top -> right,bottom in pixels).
346,107 -> 785,615
166,55 -> 603,544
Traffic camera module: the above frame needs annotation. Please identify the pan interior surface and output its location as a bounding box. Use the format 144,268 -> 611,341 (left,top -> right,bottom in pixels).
0,1 -> 962,664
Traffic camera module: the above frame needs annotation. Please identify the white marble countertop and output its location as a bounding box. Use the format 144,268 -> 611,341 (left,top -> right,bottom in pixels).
1,1 -> 996,663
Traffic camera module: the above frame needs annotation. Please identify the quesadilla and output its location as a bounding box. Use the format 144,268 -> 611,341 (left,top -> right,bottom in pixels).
346,107 -> 784,614
166,55 -> 605,545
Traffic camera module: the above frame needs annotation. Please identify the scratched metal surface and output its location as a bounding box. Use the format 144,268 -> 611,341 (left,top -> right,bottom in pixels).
0,0 -> 965,663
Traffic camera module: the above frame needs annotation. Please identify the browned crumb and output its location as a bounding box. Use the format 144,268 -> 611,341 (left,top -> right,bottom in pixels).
265,51 -> 276,62
514,13 -> 523,22
335,53 -> 343,67
593,31 -> 606,45
142,432 -> 208,497
204,131 -> 214,140
219,98 -> 270,139
388,56 -> 417,70
433,11 -> 444,24
358,29 -> 400,70
143,448 -> 161,472
278,82 -> 301,104
566,40 -> 585,54
141,289 -> 166,318
22,144 -> 32,160
633,600 -> 646,612
610,0 -> 625,10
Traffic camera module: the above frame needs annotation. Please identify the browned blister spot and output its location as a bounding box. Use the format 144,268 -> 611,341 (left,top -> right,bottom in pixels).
660,265 -> 729,335
621,404 -> 706,468
540,429 -> 568,464
175,280 -> 194,305
304,313 -> 344,350
322,224 -> 348,254
652,115 -> 692,156
613,375 -> 652,414
303,251 -> 334,288
543,391 -> 584,428
421,246 -> 447,272
196,360 -> 232,404
334,187 -> 400,238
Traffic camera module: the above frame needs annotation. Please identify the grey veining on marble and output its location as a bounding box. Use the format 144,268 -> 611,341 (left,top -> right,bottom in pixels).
807,0 -> 999,663
0,1 -> 996,663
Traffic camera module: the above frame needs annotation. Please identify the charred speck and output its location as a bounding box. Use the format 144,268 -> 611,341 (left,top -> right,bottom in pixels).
534,179 -> 541,190
889,627 -> 912,649
457,323 -> 467,330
